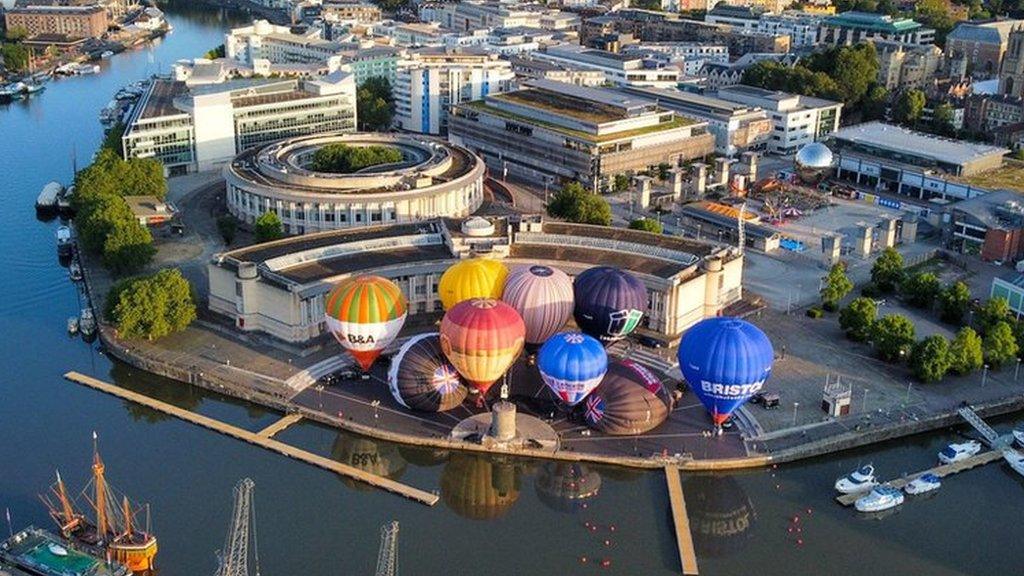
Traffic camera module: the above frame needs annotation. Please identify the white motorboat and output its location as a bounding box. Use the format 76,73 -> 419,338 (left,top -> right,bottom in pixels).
100,50 -> 115,59
1013,427 -> 1024,448
834,464 -> 878,494
67,316 -> 79,334
855,486 -> 904,513
938,440 -> 982,465
69,260 -> 83,282
1005,450 -> 1024,477
56,225 -> 74,257
79,307 -> 96,336
904,473 -> 942,495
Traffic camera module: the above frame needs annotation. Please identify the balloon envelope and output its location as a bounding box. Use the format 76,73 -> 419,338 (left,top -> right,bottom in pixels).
324,275 -> 407,371
583,360 -> 672,435
678,317 -> 773,426
537,332 -> 608,406
438,258 -> 508,310
573,267 -> 646,343
387,333 -> 468,412
502,265 -> 574,345
439,298 -> 525,395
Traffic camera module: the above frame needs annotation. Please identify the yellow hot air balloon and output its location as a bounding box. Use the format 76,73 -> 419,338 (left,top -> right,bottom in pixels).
438,258 -> 509,310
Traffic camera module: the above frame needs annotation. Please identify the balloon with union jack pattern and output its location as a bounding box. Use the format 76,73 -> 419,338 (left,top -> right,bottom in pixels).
387,333 -> 468,412
537,332 -> 608,406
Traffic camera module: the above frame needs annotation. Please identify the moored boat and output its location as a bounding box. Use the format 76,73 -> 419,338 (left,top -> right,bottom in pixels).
67,317 -> 79,334
1005,449 -> 1024,477
0,526 -> 130,576
56,226 -> 74,257
37,181 -> 63,212
855,485 -> 904,513
1013,427 -> 1024,448
79,307 -> 96,337
938,440 -> 982,465
904,473 -> 941,495
69,260 -> 83,282
834,464 -> 878,494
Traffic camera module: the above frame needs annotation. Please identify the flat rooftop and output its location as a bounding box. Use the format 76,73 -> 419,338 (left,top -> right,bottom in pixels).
140,79 -> 188,119
281,244 -> 452,283
542,221 -> 715,258
831,122 -> 1008,167
622,86 -> 757,116
509,244 -> 684,279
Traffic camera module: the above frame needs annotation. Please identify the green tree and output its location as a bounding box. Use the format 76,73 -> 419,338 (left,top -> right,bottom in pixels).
839,296 -> 877,341
111,269 -> 196,340
915,0 -> 956,46
949,327 -> 984,375
217,214 -> 238,245
103,218 -> 156,275
1,43 -> 30,72
3,26 -> 29,42
102,123 -> 125,154
820,263 -> 853,310
910,335 -> 951,383
870,247 -> 905,293
983,321 -> 1019,368
872,314 -> 915,362
862,84 -> 889,121
204,44 -> 225,59
901,271 -> 940,308
938,281 -> 971,324
546,182 -> 612,226
613,173 -> 630,192
978,297 -> 1010,334
805,43 -> 879,107
78,194 -> 136,253
931,102 -> 956,135
356,77 -> 394,131
894,89 -> 927,125
629,218 -> 662,234
309,143 -> 402,173
657,163 -> 671,181
255,211 -> 284,243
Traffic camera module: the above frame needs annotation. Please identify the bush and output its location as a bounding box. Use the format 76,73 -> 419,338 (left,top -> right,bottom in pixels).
629,218 -> 662,234
255,211 -> 284,243
309,143 -> 402,174
110,269 -> 196,340
217,214 -> 238,246
806,307 -> 824,318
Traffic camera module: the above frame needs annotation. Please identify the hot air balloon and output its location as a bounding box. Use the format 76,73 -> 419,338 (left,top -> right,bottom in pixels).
438,258 -> 509,310
502,265 -> 574,346
573,267 -> 646,343
678,317 -> 773,427
324,275 -> 407,371
583,360 -> 673,435
439,298 -> 525,396
441,454 -> 520,520
387,333 -> 468,412
537,332 -> 608,406
535,462 -> 602,514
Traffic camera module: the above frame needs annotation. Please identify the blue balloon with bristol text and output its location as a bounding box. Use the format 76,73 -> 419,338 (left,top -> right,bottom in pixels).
678,317 -> 774,426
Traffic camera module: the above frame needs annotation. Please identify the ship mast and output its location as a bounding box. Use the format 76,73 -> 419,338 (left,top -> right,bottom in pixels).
92,432 -> 110,539
56,472 -> 76,528
120,496 -> 133,540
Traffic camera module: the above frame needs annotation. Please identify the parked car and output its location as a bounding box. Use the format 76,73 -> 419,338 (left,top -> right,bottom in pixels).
753,392 -> 780,409
635,335 -> 664,349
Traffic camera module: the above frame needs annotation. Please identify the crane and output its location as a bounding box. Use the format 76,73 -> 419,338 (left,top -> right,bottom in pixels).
374,521 -> 399,576
215,478 -> 260,576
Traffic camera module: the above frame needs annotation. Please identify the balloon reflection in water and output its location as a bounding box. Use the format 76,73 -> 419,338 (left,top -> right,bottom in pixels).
535,462 -> 602,513
441,454 -> 521,520
331,434 -> 408,491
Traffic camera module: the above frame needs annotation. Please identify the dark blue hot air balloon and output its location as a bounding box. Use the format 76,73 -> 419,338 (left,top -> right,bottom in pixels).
572,267 -> 646,343
537,332 -> 608,406
678,317 -> 774,427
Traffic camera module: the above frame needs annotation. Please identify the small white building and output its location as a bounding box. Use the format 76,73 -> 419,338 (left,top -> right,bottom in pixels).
533,44 -> 680,88
716,84 -> 842,155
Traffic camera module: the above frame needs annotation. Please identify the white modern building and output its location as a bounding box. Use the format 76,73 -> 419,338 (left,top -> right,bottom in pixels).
420,1 -> 578,33
619,42 -> 729,78
226,20 -> 346,73
705,6 -> 822,48
533,44 -> 680,88
122,73 -> 357,175
394,47 -> 516,135
716,84 -> 842,155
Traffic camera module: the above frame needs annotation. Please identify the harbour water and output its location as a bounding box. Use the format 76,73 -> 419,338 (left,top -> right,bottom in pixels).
1,3 -> 1023,574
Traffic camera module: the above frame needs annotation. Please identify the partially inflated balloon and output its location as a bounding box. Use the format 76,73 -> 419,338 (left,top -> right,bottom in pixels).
387,333 -> 468,412
583,360 -> 673,435
325,275 -> 407,370
439,298 -> 525,395
573,267 -> 646,343
502,265 -> 574,346
438,258 -> 508,310
537,332 -> 607,406
678,317 -> 773,426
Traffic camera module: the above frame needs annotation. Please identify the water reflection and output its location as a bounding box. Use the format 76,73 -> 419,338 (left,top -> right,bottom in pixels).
681,475 -> 756,559
330,434 -> 408,490
534,462 -> 602,514
440,454 -> 522,520
110,362 -> 201,424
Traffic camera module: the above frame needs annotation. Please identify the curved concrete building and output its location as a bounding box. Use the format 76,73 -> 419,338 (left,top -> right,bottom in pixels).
224,133 -> 486,234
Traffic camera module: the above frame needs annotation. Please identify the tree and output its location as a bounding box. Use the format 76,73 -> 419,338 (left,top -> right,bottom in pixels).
915,0 -> 955,46
657,163 -> 671,181
931,102 -> 956,135
938,281 -> 971,324
613,174 -> 630,192
839,297 -> 877,341
309,143 -> 402,173
910,335 -> 951,383
978,297 -> 1010,334
357,77 -> 394,131
204,44 -> 225,59
894,89 -> 926,125
629,218 -> 662,234
102,123 -> 125,154
103,218 -> 156,275
949,327 -> 984,375
45,44 -> 60,60
217,214 -> 238,245
871,247 -> 905,292
872,314 -> 915,362
862,85 -> 889,121
805,43 -> 879,107
78,194 -> 135,253
1,43 -> 30,72
3,26 -> 29,42
255,211 -> 284,243
901,272 -> 940,308
983,321 -> 1018,368
111,269 -> 196,340
821,263 -> 853,311
546,182 -> 612,226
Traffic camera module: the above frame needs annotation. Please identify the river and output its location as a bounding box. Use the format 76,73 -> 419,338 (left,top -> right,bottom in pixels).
1,3 -> 1022,575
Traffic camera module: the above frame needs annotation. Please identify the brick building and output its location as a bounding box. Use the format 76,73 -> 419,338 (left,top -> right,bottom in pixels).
4,5 -> 109,40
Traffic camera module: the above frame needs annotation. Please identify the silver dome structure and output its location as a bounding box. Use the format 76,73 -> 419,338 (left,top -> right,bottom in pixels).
794,142 -> 835,184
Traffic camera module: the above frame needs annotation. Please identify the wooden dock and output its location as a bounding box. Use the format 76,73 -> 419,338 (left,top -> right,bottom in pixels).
664,466 -> 699,575
64,371 -> 439,506
836,450 -> 1005,506
257,413 -> 303,439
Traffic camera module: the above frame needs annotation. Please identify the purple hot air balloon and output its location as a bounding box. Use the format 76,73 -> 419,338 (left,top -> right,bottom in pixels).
502,265 -> 574,346
573,267 -> 647,343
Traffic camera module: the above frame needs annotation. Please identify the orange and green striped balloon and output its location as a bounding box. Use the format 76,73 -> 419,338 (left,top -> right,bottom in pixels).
325,275 -> 408,371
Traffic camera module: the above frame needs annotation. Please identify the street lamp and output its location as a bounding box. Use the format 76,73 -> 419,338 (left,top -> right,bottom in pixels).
982,364 -> 989,387
862,388 -> 868,413
1015,358 -> 1020,382
371,399 -> 381,419
792,402 -> 800,427
905,381 -> 912,404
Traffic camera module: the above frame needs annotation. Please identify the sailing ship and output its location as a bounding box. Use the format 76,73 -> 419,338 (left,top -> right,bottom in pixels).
39,434 -> 158,573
